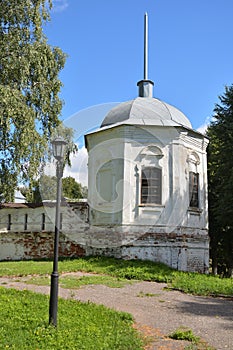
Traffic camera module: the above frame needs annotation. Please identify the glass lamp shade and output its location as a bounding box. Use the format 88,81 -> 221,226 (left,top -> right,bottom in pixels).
51,136 -> 67,161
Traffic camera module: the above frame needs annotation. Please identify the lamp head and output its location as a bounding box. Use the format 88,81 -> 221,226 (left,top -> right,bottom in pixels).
51,136 -> 67,162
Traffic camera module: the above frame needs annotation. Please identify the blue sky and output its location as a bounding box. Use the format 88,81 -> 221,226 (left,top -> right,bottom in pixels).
45,0 -> 233,133
43,0 -> 233,184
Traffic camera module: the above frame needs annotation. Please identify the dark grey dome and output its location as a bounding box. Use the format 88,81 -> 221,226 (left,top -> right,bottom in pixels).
101,97 -> 192,129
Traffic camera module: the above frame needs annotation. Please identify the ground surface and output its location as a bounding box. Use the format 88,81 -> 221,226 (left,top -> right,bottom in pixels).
0,272 -> 232,350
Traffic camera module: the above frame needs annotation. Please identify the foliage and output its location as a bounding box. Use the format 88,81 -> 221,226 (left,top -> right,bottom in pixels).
0,257 -> 232,297
21,174 -> 57,201
207,84 -> 233,277
21,175 -> 85,202
0,0 -> 66,202
62,176 -> 83,200
0,287 -> 143,350
80,184 -> 88,198
50,124 -> 78,168
35,174 -> 57,201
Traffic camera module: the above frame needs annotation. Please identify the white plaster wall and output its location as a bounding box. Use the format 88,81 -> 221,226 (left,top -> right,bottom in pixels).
86,127 -> 125,225
120,125 -> 208,233
86,124 -> 209,234
0,204 -> 89,235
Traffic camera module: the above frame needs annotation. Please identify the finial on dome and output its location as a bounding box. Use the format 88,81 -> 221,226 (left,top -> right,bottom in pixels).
137,12 -> 154,98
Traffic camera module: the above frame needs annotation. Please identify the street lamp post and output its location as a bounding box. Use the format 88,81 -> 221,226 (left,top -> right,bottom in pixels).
49,136 -> 67,327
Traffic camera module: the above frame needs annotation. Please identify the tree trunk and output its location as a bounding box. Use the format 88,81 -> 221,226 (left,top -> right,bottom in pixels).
228,267 -> 233,278
210,238 -> 218,275
212,263 -> 218,275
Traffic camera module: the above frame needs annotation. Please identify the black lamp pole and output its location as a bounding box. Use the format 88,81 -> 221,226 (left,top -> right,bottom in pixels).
49,136 -> 67,327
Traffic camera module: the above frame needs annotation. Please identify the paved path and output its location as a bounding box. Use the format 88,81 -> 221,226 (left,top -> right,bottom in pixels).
0,273 -> 232,350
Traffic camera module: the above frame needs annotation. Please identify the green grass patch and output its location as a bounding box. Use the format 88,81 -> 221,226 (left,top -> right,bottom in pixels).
24,275 -> 50,286
169,327 -> 216,350
0,256 -> 232,297
0,260 -> 53,276
0,287 -> 143,350
169,327 -> 200,343
171,272 -> 233,296
26,274 -> 134,289
0,257 -> 175,281
60,275 -> 134,289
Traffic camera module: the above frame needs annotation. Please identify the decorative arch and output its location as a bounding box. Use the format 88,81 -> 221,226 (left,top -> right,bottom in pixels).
140,145 -> 163,158
187,151 -> 200,166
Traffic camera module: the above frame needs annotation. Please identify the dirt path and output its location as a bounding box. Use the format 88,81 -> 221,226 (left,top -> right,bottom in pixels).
0,273 -> 232,350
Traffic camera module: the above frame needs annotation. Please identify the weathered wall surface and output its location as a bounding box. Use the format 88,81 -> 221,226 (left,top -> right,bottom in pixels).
85,225 -> 209,273
0,231 -> 86,260
84,124 -> 209,273
0,202 -> 88,261
0,202 -> 209,273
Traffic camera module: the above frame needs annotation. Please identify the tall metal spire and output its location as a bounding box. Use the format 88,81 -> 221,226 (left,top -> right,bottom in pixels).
144,12 -> 148,80
137,12 -> 154,98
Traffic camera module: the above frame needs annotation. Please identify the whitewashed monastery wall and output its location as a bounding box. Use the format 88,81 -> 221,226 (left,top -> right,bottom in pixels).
0,201 -> 209,273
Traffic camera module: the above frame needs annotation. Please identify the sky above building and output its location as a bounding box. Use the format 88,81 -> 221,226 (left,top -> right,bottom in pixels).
44,0 -> 233,184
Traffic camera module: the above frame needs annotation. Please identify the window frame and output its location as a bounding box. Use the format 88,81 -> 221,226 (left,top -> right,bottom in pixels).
189,171 -> 199,208
140,167 -> 162,205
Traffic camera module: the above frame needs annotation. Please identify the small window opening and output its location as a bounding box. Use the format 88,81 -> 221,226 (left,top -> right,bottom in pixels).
24,214 -> 28,231
141,167 -> 162,204
41,213 -> 45,230
7,214 -> 11,230
189,172 -> 199,208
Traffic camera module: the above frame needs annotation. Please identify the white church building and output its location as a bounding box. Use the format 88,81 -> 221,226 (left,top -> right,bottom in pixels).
85,14 -> 209,272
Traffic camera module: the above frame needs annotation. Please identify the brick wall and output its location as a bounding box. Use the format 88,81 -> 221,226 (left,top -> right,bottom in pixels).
0,202 -> 88,261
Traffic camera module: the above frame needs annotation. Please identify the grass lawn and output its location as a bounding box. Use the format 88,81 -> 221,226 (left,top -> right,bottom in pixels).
0,287 -> 143,350
0,256 -> 232,297
0,257 -> 231,350
25,274 -> 135,289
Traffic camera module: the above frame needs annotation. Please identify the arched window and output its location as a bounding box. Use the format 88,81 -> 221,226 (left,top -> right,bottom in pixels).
187,152 -> 200,208
141,167 -> 162,204
189,171 -> 199,208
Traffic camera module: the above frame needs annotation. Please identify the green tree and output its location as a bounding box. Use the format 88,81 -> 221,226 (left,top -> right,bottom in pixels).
21,175 -> 56,202
0,0 -> 66,202
22,124 -> 78,203
207,85 -> 233,277
62,176 -> 83,200
50,124 -> 78,167
81,185 -> 88,198
21,176 -> 85,202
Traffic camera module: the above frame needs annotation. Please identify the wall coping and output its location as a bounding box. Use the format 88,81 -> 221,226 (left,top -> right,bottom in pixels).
0,201 -> 89,209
